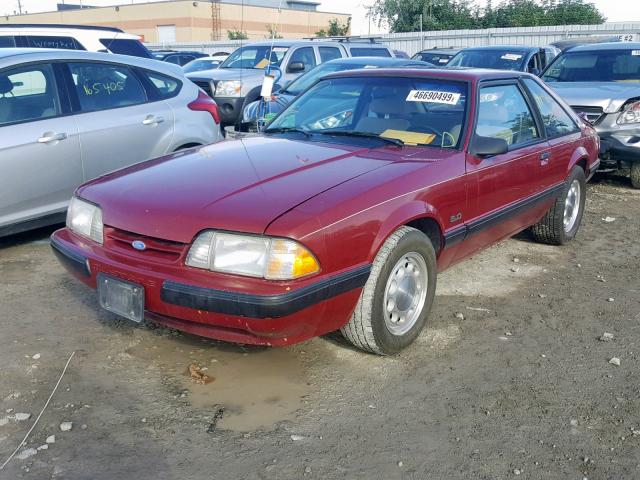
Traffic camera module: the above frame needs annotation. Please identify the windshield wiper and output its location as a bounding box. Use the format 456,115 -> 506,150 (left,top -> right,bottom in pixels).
264,127 -> 312,138
315,130 -> 405,147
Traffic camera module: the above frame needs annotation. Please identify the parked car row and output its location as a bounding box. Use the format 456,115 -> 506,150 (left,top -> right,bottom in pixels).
0,49 -> 223,237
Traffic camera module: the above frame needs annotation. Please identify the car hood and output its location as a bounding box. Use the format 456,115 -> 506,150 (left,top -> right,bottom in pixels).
187,67 -> 265,88
548,82 -> 640,113
77,137 -> 396,243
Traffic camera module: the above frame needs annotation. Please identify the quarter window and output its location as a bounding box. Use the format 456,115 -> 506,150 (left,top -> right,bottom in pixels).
0,64 -> 60,126
476,84 -> 539,148
143,71 -> 181,99
319,47 -> 342,63
523,79 -> 578,138
69,62 -> 147,113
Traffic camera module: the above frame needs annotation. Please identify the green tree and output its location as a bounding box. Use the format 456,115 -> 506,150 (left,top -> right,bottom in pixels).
315,17 -> 351,37
265,24 -> 283,39
227,29 -> 248,40
368,0 -> 605,33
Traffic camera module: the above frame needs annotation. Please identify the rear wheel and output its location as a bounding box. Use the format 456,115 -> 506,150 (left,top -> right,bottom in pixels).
631,162 -> 640,189
341,226 -> 437,355
530,166 -> 586,245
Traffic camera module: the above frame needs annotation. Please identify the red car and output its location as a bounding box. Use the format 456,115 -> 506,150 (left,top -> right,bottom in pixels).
51,69 -> 599,354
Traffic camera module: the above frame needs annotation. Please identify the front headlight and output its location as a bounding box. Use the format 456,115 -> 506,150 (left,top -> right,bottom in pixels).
186,231 -> 320,280
617,101 -> 640,125
214,80 -> 242,97
66,197 -> 103,244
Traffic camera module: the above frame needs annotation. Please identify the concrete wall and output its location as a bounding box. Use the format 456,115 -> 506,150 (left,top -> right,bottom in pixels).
0,0 -> 350,42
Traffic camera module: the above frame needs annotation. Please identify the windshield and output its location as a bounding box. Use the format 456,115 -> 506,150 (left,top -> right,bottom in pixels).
448,49 -> 528,70
283,62 -> 382,95
220,45 -> 288,69
183,59 -> 221,73
267,76 -> 468,148
542,49 -> 640,83
413,52 -> 454,65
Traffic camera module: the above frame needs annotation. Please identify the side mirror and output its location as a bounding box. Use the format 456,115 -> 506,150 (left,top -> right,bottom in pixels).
470,135 -> 509,158
530,67 -> 541,76
287,62 -> 305,73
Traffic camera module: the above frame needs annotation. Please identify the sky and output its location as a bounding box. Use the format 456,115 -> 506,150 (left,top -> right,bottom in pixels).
1,0 -> 639,35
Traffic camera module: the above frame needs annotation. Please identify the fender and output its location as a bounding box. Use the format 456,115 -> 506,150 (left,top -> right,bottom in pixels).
367,200 -> 446,262
567,145 -> 590,174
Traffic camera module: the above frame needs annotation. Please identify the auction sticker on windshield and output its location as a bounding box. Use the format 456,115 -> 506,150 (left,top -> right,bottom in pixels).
501,53 -> 522,61
406,90 -> 460,105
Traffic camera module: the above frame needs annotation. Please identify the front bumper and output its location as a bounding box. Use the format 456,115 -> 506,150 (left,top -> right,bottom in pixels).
594,115 -> 640,167
50,229 -> 370,346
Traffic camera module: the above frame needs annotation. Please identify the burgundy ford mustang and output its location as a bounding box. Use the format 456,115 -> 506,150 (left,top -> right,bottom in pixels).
51,68 -> 599,354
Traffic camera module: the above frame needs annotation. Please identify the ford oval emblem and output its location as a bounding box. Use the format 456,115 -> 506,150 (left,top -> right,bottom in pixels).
132,240 -> 147,251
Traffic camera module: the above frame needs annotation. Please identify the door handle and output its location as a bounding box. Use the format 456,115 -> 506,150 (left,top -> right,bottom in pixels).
540,151 -> 551,164
38,132 -> 67,144
142,115 -> 164,125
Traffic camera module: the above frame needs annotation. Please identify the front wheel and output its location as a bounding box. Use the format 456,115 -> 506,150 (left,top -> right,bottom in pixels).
341,226 -> 437,355
530,166 -> 586,245
630,162 -> 640,189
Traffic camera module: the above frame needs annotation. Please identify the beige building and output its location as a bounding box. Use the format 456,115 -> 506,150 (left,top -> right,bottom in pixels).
0,0 -> 351,42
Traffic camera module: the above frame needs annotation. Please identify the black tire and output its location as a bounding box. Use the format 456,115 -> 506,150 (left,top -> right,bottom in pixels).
631,162 -> 640,189
340,226 -> 437,355
530,166 -> 586,245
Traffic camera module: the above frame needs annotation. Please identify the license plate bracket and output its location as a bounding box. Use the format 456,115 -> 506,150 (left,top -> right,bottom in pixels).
97,273 -> 144,323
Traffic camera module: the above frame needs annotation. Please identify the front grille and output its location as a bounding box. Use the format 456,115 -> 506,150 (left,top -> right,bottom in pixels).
572,106 -> 605,125
104,227 -> 187,263
194,80 -> 214,98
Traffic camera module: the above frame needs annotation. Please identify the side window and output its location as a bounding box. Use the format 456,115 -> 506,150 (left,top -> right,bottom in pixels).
523,79 -> 579,138
527,54 -> 540,73
142,70 -> 181,99
165,55 -> 181,65
68,62 -> 147,113
24,35 -> 84,50
0,64 -> 60,126
0,36 -> 16,48
289,47 -> 316,72
476,84 -> 540,148
349,48 -> 392,58
319,47 -> 342,63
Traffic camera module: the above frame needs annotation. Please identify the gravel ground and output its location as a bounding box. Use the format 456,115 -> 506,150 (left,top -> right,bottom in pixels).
0,174 -> 639,480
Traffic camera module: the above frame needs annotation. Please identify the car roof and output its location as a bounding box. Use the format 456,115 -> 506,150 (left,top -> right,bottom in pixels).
566,41 -> 640,52
416,49 -> 460,54
324,57 -> 428,66
324,67 -> 532,82
0,23 -> 123,32
460,45 -> 540,52
0,48 -> 184,76
237,40 -> 387,48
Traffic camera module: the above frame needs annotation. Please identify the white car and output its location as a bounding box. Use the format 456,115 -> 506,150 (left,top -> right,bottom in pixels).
0,49 -> 223,237
183,54 -> 229,74
0,24 -> 153,58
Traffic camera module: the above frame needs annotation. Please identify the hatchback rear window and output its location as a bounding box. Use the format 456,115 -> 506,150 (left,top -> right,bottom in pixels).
99,39 -> 153,58
349,47 -> 392,58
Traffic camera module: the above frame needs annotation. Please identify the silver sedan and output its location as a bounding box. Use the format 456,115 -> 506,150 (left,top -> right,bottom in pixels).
0,49 -> 223,237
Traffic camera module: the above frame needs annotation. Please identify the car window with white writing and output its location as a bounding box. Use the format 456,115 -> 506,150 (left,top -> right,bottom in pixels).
69,62 -> 147,113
